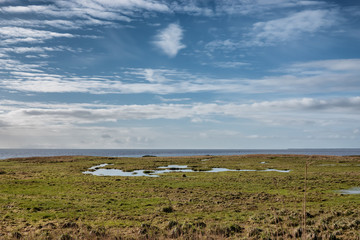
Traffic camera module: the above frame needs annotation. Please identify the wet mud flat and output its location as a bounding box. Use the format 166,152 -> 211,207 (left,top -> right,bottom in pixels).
1,154 -> 360,239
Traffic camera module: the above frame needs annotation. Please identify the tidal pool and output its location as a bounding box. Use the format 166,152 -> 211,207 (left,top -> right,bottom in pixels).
337,187 -> 360,194
83,164 -> 290,177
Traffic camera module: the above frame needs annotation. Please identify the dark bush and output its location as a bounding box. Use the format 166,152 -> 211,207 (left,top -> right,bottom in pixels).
163,206 -> 174,213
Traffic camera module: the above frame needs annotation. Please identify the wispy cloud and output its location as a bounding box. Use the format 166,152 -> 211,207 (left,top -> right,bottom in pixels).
157,96 -> 191,102
1,95 -> 358,148
205,8 -> 339,51
1,97 -> 359,127
169,1 -> 214,16
0,27 -> 74,45
125,68 -> 195,83
0,58 -> 45,73
0,19 -> 112,30
0,52 -> 8,58
166,0 -> 329,16
0,0 -> 170,26
1,46 -> 74,54
89,0 -> 170,12
137,69 -> 173,83
205,61 -> 250,68
288,59 -> 360,73
215,0 -> 329,15
0,5 -> 56,14
205,39 -> 238,52
153,23 -> 186,57
248,9 -> 339,46
1,58 -> 359,95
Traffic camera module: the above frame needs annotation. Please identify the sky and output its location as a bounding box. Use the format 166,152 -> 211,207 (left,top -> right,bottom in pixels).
0,0 -> 359,149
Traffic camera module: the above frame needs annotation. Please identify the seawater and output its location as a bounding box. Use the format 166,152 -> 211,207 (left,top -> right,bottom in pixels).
0,148 -> 360,160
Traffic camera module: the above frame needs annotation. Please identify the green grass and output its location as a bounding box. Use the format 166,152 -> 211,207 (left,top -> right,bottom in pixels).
1,154 -> 360,239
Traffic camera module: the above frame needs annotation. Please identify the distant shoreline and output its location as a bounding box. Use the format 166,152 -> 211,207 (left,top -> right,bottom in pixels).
1,148 -> 360,160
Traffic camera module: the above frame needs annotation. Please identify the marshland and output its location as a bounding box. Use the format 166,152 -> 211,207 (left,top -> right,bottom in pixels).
1,154 -> 360,239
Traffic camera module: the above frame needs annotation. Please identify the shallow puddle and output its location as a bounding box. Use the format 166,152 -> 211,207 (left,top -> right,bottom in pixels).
337,187 -> 360,194
84,169 -> 159,177
83,164 -> 290,177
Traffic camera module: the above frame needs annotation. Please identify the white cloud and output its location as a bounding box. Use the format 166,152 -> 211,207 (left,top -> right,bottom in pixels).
245,97 -> 360,112
126,68 -> 194,83
249,9 -> 338,46
0,52 -> 8,58
0,0 -> 170,33
205,39 -> 238,52
208,61 -> 250,68
142,69 -> 169,83
0,0 -> 169,21
288,59 -> 360,72
205,8 -> 340,51
0,27 -> 74,45
1,5 -> 54,13
0,58 -> 45,72
1,97 -> 359,125
1,46 -> 73,54
0,0 -> 337,35
89,0 -> 170,12
1,58 -> 360,95
157,96 -> 191,102
0,19 -> 112,30
153,23 -> 186,57
1,96 -> 359,148
169,1 -> 213,16
168,0 -> 328,16
0,73 -> 239,94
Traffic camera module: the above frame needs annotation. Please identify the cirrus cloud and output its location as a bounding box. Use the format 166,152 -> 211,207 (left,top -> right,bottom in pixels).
1,58 -> 360,95
249,9 -> 339,46
0,27 -> 74,45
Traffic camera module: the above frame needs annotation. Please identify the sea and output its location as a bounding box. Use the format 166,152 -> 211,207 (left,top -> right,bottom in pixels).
0,148 -> 360,160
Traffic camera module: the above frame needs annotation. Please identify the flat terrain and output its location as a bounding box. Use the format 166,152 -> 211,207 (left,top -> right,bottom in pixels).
1,154 -> 360,239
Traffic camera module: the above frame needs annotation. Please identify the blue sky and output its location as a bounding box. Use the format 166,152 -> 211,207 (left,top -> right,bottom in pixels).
0,0 -> 359,149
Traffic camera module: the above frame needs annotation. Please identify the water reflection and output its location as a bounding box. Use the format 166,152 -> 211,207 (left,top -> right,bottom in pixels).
337,187 -> 360,194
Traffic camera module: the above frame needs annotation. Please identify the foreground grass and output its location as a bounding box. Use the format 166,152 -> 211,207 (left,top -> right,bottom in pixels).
1,154 -> 360,239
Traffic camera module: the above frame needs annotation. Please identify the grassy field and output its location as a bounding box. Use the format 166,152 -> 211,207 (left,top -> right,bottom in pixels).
1,154 -> 360,239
